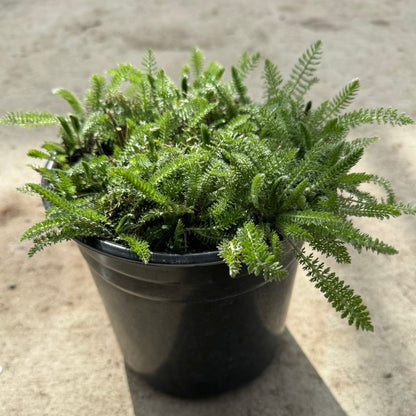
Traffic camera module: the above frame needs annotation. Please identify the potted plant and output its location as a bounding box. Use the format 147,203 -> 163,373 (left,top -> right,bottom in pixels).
1,41 -> 414,397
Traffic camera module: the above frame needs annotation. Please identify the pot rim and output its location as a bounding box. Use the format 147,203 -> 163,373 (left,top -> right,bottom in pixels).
75,236 -> 223,265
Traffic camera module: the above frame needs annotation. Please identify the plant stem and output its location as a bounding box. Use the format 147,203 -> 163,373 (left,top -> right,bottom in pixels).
106,108 -> 125,146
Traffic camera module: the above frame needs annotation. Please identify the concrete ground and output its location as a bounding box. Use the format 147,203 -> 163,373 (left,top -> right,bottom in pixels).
1,1 -> 415,415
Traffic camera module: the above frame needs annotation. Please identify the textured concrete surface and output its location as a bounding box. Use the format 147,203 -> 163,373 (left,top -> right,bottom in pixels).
1,1 -> 415,415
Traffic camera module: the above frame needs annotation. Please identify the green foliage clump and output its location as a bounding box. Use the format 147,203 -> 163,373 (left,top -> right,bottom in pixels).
2,42 -> 415,331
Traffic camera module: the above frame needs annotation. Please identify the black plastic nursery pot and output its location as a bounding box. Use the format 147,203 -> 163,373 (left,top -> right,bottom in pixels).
74,236 -> 299,398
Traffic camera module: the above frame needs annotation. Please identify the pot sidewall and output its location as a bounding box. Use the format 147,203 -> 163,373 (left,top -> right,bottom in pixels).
76,238 -> 298,397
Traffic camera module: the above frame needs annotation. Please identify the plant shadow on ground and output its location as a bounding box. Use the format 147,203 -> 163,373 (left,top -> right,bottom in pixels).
125,329 -> 347,416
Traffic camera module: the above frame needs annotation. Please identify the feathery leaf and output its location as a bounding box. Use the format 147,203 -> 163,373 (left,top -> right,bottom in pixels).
53,88 -> 84,117
0,112 -> 59,128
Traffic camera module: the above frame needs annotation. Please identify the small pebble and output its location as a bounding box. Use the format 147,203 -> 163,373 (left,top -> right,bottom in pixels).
8,284 -> 16,290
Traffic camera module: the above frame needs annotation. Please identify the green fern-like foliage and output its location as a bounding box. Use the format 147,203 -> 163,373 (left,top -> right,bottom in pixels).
2,42 -> 415,331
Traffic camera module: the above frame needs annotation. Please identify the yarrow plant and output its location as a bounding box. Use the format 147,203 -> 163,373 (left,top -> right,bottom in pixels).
2,41 -> 415,331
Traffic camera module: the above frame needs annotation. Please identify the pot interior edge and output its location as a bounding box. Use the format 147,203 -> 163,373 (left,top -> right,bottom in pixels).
74,236 -> 223,265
